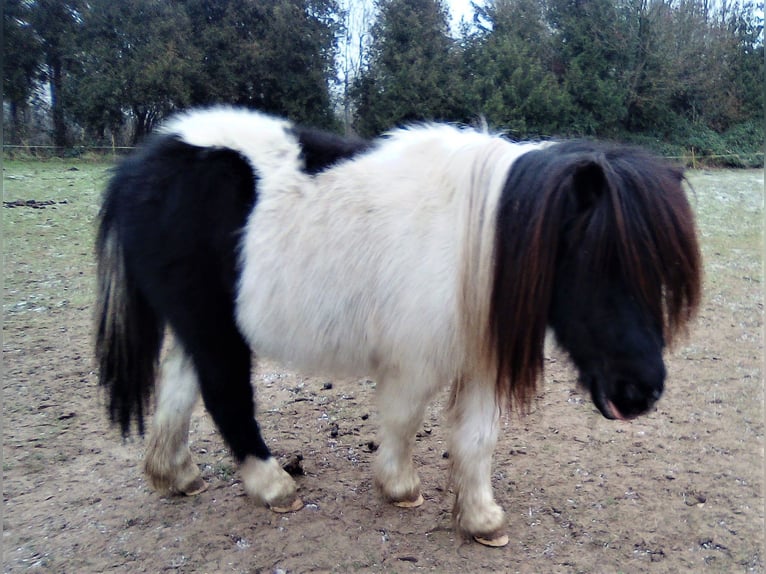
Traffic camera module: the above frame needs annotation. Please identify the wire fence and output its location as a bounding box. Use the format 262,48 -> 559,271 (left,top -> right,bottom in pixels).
3,144 -> 137,159
3,144 -> 764,168
662,149 -> 765,169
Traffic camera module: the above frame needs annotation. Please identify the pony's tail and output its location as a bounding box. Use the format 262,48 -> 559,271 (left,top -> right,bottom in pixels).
95,193 -> 164,436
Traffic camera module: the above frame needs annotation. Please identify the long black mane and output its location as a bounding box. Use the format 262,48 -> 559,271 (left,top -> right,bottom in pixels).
490,141 -> 702,409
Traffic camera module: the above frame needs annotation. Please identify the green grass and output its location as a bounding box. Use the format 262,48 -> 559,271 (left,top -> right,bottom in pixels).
686,169 -> 764,297
3,158 -> 114,315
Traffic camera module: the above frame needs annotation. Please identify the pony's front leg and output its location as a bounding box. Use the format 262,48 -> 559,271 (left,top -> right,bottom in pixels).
144,342 -> 207,496
448,380 -> 509,547
373,375 -> 438,507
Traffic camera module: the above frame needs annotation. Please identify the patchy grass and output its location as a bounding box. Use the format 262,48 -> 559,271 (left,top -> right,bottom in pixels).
3,159 -> 113,314
688,169 -> 763,299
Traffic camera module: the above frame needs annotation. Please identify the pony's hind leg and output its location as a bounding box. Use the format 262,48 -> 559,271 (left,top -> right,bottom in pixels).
142,267 -> 300,511
373,374 -> 439,507
144,341 -> 207,496
184,326 -> 302,513
448,380 -> 508,547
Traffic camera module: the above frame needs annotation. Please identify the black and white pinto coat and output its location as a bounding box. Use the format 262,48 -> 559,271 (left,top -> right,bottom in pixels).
96,107 -> 702,546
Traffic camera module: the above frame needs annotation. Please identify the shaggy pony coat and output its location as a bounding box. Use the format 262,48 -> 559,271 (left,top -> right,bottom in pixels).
95,108 -> 701,545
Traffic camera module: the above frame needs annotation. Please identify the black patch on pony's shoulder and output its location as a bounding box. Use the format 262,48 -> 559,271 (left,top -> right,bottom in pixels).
288,126 -> 371,174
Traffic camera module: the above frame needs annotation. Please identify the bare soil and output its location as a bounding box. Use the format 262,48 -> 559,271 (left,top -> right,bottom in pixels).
3,163 -> 764,573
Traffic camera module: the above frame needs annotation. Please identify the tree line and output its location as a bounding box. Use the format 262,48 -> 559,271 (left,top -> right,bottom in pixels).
4,0 -> 764,165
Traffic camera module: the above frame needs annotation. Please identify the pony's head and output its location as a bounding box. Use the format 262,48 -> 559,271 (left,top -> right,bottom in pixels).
490,141 -> 702,420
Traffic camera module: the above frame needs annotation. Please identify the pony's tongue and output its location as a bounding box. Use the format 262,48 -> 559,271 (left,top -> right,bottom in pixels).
607,400 -> 627,421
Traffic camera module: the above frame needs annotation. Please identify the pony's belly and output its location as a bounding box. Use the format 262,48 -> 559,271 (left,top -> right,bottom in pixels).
236,287 -> 378,377
248,330 -> 377,379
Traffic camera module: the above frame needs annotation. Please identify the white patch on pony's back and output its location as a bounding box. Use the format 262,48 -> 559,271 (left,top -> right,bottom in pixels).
160,107 -> 304,181
235,122 -> 545,388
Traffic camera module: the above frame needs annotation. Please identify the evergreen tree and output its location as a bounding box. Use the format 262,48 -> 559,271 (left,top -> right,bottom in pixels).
183,0 -> 341,129
352,0 -> 463,136
547,0 -> 631,136
66,0 -> 198,144
462,0 -> 574,137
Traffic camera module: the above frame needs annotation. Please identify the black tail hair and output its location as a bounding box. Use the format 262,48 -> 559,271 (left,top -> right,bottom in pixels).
94,188 -> 164,436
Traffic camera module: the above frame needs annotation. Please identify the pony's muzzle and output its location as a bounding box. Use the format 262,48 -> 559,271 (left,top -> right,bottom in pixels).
585,367 -> 665,421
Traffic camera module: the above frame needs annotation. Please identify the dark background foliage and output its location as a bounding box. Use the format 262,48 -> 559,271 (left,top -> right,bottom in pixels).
3,0 -> 763,164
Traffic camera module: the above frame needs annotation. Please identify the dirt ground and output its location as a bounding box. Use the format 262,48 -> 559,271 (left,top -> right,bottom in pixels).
3,163 -> 764,573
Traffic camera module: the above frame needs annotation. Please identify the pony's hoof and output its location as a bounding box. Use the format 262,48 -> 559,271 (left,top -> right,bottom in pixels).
180,477 -> 208,496
393,493 -> 424,508
474,533 -> 510,547
269,497 -> 304,513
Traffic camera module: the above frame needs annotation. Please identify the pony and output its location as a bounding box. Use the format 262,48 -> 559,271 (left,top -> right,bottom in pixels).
95,107 -> 702,547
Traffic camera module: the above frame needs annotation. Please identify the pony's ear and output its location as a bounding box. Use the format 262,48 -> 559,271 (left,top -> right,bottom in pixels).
571,160 -> 607,212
